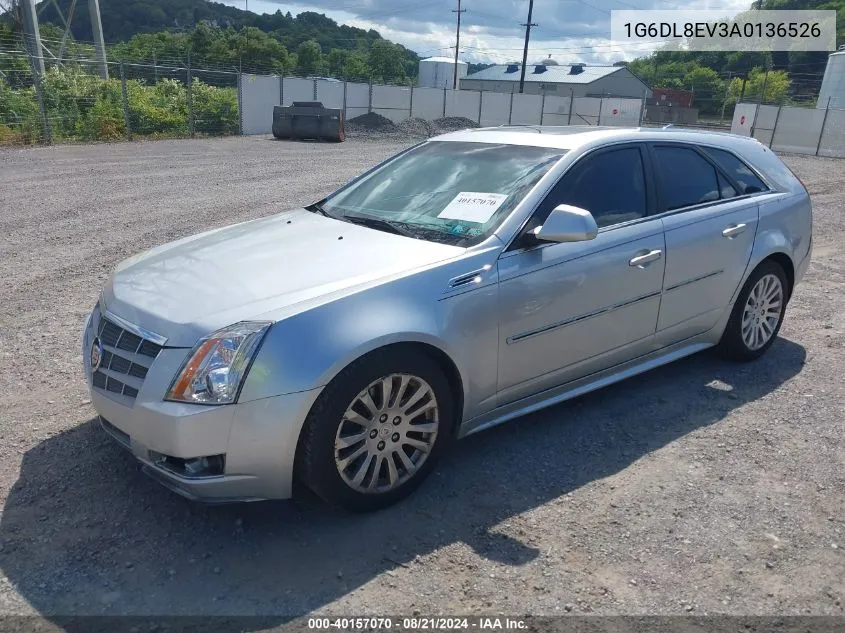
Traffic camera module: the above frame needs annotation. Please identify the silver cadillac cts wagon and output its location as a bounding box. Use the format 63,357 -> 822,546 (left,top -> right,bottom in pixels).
83,126 -> 812,511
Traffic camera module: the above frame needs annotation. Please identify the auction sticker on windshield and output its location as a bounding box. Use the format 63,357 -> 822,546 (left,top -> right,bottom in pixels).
437,192 -> 508,224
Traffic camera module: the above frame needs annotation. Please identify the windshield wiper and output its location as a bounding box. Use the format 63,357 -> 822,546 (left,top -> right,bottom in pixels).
341,214 -> 417,239
306,201 -> 335,219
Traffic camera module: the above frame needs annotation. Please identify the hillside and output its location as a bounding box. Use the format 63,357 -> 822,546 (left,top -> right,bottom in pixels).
26,0 -> 420,79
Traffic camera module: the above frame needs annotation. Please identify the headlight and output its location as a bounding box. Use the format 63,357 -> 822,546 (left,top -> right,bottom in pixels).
165,321 -> 271,405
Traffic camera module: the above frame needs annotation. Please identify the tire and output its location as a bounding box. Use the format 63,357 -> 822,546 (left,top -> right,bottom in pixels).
296,348 -> 455,512
717,260 -> 789,362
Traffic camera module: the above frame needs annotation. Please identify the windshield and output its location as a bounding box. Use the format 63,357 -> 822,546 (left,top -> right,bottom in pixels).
317,141 -> 565,246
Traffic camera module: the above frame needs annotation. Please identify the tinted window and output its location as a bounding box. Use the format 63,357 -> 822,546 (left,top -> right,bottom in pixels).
706,148 -> 768,194
653,146 -> 720,210
539,147 -> 647,229
718,172 -> 737,199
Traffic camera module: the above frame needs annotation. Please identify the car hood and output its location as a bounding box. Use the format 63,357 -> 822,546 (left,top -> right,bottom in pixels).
102,208 -> 464,347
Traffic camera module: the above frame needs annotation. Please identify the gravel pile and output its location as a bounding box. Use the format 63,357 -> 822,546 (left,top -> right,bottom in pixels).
345,112 -> 397,133
432,116 -> 480,132
396,117 -> 435,137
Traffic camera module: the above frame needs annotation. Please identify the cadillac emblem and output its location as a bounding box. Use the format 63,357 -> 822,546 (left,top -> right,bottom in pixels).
90,337 -> 103,372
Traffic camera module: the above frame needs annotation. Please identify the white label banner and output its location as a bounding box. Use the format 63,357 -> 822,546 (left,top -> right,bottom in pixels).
438,192 -> 508,224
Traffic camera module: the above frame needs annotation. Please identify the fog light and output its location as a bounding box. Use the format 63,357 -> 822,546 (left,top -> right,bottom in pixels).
149,452 -> 225,478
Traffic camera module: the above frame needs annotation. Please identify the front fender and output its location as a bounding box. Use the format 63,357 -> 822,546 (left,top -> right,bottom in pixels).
238,253 -> 501,422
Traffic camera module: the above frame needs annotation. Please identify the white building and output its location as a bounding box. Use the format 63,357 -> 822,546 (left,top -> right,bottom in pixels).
460,63 -> 651,99
418,56 -> 468,89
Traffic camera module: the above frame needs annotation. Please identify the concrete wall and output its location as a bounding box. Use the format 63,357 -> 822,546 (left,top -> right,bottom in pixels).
730,101 -> 845,158
241,75 -> 646,135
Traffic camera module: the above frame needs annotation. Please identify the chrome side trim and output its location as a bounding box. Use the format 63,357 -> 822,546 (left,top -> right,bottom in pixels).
103,309 -> 168,346
507,290 -> 662,344
448,268 -> 486,288
664,269 -> 724,293
459,335 -> 714,438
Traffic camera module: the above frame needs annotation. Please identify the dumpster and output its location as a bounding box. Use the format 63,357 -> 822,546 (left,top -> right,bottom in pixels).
272,101 -> 345,142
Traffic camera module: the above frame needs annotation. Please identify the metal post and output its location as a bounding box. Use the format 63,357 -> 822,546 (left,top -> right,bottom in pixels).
88,0 -> 109,79
33,73 -> 51,144
279,75 -> 284,106
769,104 -> 782,148
540,92 -> 546,125
186,54 -> 195,138
759,69 -> 769,104
369,79 -> 374,114
508,91 -> 514,125
313,78 -> 318,101
638,93 -> 646,127
409,83 -> 414,118
22,0 -> 45,76
816,97 -> 831,156
120,61 -> 132,140
749,103 -> 760,139
477,91 -> 483,125
598,96 -> 603,126
720,71 -> 732,125
443,87 -> 447,118
342,81 -> 347,120
568,89 -> 574,125
237,66 -> 244,136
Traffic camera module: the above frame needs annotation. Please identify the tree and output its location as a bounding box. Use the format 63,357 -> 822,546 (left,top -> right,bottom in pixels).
726,68 -> 790,106
368,40 -> 406,83
686,66 -> 724,114
296,39 -> 322,75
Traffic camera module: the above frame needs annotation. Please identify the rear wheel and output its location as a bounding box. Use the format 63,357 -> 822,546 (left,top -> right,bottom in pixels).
717,260 -> 788,361
296,349 -> 454,511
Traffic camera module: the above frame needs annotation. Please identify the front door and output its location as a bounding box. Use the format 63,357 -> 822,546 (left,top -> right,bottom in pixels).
497,144 -> 665,405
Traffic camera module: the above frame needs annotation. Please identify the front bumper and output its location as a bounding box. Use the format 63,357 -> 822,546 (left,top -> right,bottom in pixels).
82,310 -> 322,502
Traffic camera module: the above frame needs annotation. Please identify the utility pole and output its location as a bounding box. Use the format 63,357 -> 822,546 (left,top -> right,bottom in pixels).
518,0 -> 537,94
452,0 -> 466,89
22,0 -> 45,76
89,0 -> 109,79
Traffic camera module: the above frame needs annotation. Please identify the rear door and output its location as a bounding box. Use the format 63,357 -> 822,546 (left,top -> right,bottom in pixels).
651,143 -> 762,342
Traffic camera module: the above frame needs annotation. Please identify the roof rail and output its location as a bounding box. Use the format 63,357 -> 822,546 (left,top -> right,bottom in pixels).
496,124 -> 542,133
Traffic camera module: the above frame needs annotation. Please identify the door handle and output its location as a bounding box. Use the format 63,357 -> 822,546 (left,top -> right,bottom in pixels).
722,223 -> 747,238
629,249 -> 663,268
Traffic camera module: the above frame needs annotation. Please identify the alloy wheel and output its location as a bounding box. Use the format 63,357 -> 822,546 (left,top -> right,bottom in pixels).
334,374 -> 439,494
741,273 -> 784,351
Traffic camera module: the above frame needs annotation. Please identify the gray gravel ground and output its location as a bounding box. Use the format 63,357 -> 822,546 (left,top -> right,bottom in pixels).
0,136 -> 843,623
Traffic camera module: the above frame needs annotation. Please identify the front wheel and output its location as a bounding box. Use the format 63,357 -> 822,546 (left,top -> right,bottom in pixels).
717,260 -> 788,361
296,349 -> 454,511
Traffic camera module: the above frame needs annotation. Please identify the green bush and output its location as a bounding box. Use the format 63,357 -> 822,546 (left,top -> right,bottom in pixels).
0,66 -> 240,143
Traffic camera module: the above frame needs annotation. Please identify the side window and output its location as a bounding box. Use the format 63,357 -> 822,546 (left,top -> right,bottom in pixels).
718,172 -> 737,199
535,147 -> 647,230
705,148 -> 769,194
653,146 -> 721,211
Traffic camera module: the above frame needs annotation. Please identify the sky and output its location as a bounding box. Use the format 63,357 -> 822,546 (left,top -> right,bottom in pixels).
218,0 -> 753,65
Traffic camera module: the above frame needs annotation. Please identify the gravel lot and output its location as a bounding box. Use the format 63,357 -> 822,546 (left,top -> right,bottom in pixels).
0,136 -> 843,624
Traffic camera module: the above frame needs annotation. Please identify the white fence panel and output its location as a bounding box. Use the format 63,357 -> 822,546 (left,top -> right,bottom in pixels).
412,87 -> 445,120
316,80 -> 344,110
751,105 -> 779,146
771,107 -> 826,154
818,109 -> 845,158
600,98 -> 642,126
282,77 -> 313,106
479,92 -> 511,126
241,74 -> 279,135
572,97 -> 601,126
373,85 -> 411,122
731,103 -> 758,136
542,95 -> 571,126
445,90 -> 481,122
345,82 -> 370,120
511,94 -> 543,125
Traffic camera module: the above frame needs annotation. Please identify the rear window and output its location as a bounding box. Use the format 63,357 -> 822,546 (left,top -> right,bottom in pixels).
653,146 -> 721,211
705,148 -> 768,195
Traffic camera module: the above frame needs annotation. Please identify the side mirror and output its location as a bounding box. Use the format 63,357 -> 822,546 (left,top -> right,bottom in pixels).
533,205 -> 598,243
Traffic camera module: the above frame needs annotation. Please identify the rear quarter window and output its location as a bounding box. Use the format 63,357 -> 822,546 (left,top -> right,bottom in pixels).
704,148 -> 769,195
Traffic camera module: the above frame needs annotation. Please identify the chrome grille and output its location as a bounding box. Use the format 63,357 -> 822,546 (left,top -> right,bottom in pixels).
91,311 -> 163,401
